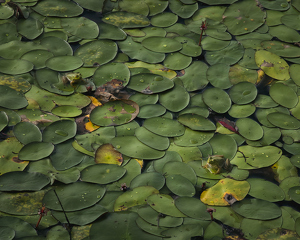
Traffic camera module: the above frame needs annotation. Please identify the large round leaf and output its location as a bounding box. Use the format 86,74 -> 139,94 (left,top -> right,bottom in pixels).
111,136 -> 165,159
81,164 -> 126,185
135,127 -> 169,151
18,142 -> 54,161
269,82 -> 298,108
45,56 -> 83,72
114,186 -> 159,211
0,59 -> 33,75
0,172 -> 50,191
42,120 -> 77,144
75,40 -> 118,67
143,117 -> 185,137
202,88 -> 231,114
13,122 -> 42,145
0,85 -> 28,109
43,182 -> 105,211
255,50 -> 290,80
232,198 -> 282,220
90,100 -> 139,126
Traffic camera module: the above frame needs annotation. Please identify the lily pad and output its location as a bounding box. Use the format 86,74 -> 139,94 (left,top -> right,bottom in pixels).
269,82 -> 298,108
90,99 -> 139,127
103,12 -> 150,29
0,172 -> 50,191
0,59 -> 33,75
43,182 -> 105,211
114,186 -> 159,211
267,112 -> 300,129
202,87 -> 231,114
18,142 -> 54,161
142,37 -> 182,53
75,40 -> 118,67
232,198 -> 282,220
127,73 -> 174,94
111,136 -> 165,159
45,56 -> 83,72
255,50 -> 290,80
200,178 -> 250,206
143,117 -> 185,137
13,122 -> 42,145
81,164 -> 126,185
235,118 -> 264,141
42,120 -> 77,144
166,174 -> 195,197
135,127 -> 169,151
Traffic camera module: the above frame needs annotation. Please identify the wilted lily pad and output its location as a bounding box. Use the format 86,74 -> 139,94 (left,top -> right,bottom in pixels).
103,12 -> 150,28
255,50 -> 290,80
200,178 -> 250,206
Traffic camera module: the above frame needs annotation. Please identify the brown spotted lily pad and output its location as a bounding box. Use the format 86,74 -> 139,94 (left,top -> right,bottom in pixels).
200,178 -> 250,206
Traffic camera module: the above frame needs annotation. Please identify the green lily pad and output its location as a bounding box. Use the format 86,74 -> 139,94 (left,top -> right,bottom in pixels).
61,17 -> 99,39
103,11 -> 150,28
168,142 -> 202,163
51,105 -> 82,118
50,139 -> 86,170
206,63 -> 232,89
162,161 -> 197,185
13,122 -> 42,145
177,113 -> 216,131
166,174 -> 195,197
52,204 -> 107,226
32,0 -> 83,17
288,186 -> 300,204
202,87 -> 231,114
20,49 -> 54,70
142,37 -> 182,53
138,104 -> 166,118
175,197 -> 210,220
0,226 -> 14,240
169,0 -> 198,19
229,82 -> 257,104
75,40 -> 118,67
40,36 -> 73,56
231,145 -> 282,169
118,37 -> 165,64
159,78 -> 189,112
130,172 -> 165,190
0,216 -> 37,239
42,120 -> 77,144
27,158 -> 80,184
0,5 -> 14,20
114,186 -> 159,211
174,127 -> 214,147
138,205 -> 183,227
267,112 -> 300,129
98,22 -> 126,40
223,0 -> 266,35
179,61 -> 209,91
261,41 -> 300,58
232,198 -> 282,220
205,41 -> 244,65
17,17 -> 43,40
255,50 -> 290,80
0,172 -> 50,191
163,52 -> 192,70
143,117 -> 185,137
235,118 -> 264,141
269,25 -> 300,43
0,59 -> 33,75
93,63 -> 130,87
248,178 -> 285,202
81,164 -> 126,185
45,56 -> 83,72
228,104 -> 256,118
229,64 -> 258,84
135,127 -> 169,151
269,82 -> 298,108
90,99 -> 139,126
90,212 -> 160,240
150,12 -> 178,27
147,194 -> 186,217
127,73 -> 174,94
18,142 -> 54,161
43,182 -> 105,211
111,136 -> 165,159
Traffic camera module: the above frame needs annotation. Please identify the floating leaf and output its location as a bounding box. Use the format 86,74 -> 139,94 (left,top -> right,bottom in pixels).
200,178 -> 250,206
18,142 -> 54,161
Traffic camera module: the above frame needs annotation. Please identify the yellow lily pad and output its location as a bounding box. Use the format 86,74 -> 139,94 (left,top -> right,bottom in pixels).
200,178 -> 250,206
